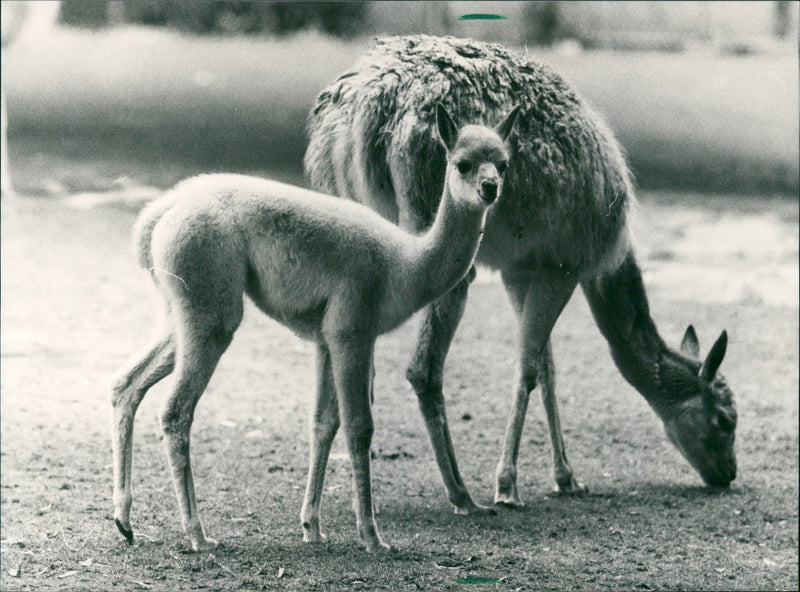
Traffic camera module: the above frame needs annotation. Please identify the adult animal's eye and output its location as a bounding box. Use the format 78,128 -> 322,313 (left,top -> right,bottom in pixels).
497,161 -> 508,175
456,161 -> 471,175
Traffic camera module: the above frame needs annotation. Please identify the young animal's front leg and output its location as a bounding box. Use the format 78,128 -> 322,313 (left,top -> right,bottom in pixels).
407,275 -> 494,515
301,344 -> 340,543
327,335 -> 390,552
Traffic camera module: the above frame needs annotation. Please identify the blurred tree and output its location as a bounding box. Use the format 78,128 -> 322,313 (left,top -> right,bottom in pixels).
264,2 -> 316,36
59,0 -> 110,28
61,0 -> 371,37
121,0 -> 168,26
521,1 -> 572,46
316,2 -> 370,37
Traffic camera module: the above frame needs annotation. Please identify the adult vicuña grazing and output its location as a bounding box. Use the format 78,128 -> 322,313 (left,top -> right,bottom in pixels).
305,35 -> 737,510
111,103 -> 520,552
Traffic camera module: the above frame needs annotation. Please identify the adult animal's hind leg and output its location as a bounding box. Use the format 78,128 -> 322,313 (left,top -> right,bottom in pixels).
539,340 -> 586,494
301,343 -> 340,543
111,329 -> 176,544
494,267 -> 578,507
407,274 -> 493,515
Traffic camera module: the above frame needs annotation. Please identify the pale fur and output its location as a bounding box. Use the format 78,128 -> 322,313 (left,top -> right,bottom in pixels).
305,35 -> 737,507
110,105 -> 518,553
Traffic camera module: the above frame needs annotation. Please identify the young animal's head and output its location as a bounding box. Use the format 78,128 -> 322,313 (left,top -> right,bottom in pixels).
663,327 -> 737,487
435,103 -> 520,209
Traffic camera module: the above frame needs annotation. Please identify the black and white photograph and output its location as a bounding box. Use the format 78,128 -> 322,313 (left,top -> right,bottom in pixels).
1,1 -> 797,590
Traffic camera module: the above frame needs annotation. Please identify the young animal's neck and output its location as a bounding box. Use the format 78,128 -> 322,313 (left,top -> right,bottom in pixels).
409,182 -> 486,310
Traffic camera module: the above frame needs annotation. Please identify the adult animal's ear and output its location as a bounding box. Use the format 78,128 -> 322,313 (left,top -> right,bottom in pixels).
699,330 -> 727,383
680,325 -> 700,357
494,105 -> 521,142
436,103 -> 459,152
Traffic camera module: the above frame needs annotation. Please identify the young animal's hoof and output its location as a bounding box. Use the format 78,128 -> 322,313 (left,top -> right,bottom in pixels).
494,476 -> 524,508
454,500 -> 497,516
115,518 -> 134,545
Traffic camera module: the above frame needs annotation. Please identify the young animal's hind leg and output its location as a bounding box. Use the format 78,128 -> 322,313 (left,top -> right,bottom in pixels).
152,218 -> 247,551
301,343 -> 340,543
161,311 -> 239,552
111,330 -> 176,543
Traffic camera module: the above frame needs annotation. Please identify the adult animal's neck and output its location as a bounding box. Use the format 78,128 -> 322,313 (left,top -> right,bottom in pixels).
582,253 -> 701,420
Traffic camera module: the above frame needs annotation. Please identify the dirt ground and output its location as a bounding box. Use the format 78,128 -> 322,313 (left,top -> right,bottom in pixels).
1,189 -> 797,591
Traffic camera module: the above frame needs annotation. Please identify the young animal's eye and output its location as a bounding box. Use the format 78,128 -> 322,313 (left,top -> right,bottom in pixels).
497,161 -> 508,175
456,161 -> 471,175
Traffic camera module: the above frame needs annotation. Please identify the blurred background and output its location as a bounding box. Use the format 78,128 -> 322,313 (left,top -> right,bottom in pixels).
1,0 -> 798,199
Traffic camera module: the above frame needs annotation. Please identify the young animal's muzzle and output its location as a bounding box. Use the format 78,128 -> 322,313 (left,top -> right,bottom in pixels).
480,180 -> 498,203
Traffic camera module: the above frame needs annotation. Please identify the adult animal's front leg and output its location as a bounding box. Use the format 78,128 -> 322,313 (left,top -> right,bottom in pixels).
407,274 -> 493,515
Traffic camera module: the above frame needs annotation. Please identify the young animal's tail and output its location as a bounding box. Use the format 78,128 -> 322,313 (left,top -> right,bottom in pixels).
132,191 -> 181,271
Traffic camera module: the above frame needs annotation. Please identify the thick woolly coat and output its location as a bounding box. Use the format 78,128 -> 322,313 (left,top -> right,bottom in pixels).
305,34 -> 633,279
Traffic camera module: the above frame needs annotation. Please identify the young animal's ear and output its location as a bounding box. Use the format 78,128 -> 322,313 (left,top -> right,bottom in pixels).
494,105 -> 521,142
680,325 -> 700,357
436,103 -> 459,152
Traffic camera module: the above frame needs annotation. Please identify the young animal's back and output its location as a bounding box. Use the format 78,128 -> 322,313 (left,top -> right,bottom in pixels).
305,34 -> 633,277
139,174 -> 414,339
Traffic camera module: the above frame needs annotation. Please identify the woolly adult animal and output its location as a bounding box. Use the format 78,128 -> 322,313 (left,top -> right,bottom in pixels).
305,34 -> 737,509
111,103 -> 519,552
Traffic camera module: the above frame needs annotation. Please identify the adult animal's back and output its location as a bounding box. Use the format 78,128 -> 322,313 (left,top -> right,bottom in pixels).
305,35 -> 736,510
305,34 -> 632,276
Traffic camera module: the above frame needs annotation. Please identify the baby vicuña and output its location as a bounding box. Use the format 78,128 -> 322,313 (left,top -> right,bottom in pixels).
111,103 -> 519,552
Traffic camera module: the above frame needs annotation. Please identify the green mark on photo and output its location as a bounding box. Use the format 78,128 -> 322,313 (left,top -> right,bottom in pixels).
459,14 -> 508,21
457,576 -> 503,584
